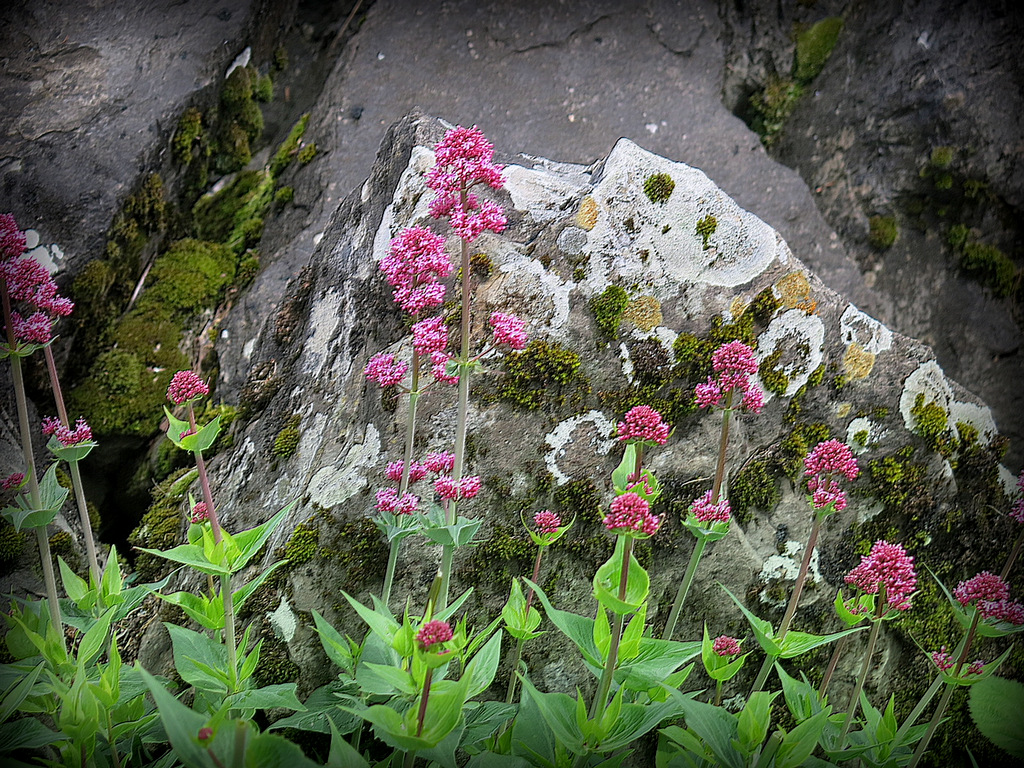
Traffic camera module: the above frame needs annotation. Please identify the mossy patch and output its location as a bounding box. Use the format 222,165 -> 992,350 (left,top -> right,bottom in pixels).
728,459 -> 782,524
643,173 -> 675,204
749,76 -> 803,146
868,215 -> 898,250
794,17 -> 843,83
695,215 -> 718,250
590,285 -> 630,340
957,241 -> 1018,299
488,339 -> 591,411
174,107 -> 204,165
273,414 -> 302,459
0,519 -> 24,576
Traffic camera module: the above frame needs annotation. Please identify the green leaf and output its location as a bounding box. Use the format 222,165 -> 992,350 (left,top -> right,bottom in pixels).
970,676 -> 1024,758
245,729 -> 324,768
463,630 -> 502,698
101,551 -> 124,601
776,664 -> 828,724
526,580 -> 601,667
0,661 -> 45,723
593,539 -> 649,614
736,691 -> 777,755
157,590 -> 222,630
418,513 -> 484,548
778,626 -> 864,658
166,622 -> 230,696
226,683 -> 304,713
76,607 -> 114,668
5,464 -> 68,530
326,715 -> 370,766
343,591 -> 400,644
46,436 -> 97,463
59,556 -> 90,604
164,407 -> 193,450
0,717 -> 61,752
518,675 -> 584,753
312,610 -> 357,674
227,501 -> 294,573
269,681 -> 361,736
612,444 -> 638,494
135,543 -> 230,576
666,689 -> 743,768
720,584 -> 780,656
599,694 -> 689,753
361,663 -> 417,696
138,665 -> 220,767
775,709 -> 830,768
617,638 -> 700,693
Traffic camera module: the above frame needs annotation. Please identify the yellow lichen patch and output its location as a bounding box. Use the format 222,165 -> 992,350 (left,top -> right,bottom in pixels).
843,342 -> 875,379
776,272 -> 812,309
730,296 -> 747,320
836,402 -> 852,418
622,295 -> 662,331
576,196 -> 599,230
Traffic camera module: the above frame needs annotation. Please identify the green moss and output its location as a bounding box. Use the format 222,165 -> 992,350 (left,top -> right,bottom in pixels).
629,338 -> 671,386
729,459 -> 782,523
324,516 -> 387,588
283,519 -> 319,566
930,146 -> 955,169
273,414 -> 302,459
759,349 -> 789,397
780,422 -> 831,479
853,430 -> 869,448
958,241 -> 1018,298
947,224 -> 970,251
643,173 -> 675,204
298,144 -> 318,165
470,252 -> 493,279
254,74 -> 274,103
270,114 -> 311,176
49,531 -> 79,574
749,287 -> 780,326
174,108 -> 204,165
0,519 -> 24,576
273,45 -> 289,72
807,364 -> 826,388
599,384 -> 696,427
868,215 -> 898,250
492,340 -> 590,411
750,76 -> 803,145
130,468 -> 195,581
590,285 -> 629,339
794,17 -> 843,83
910,392 -> 953,457
217,123 -> 252,172
193,170 -> 275,256
215,66 -> 264,174
695,215 -> 718,250
138,238 -> 237,315
572,267 -> 587,282
253,634 -> 300,687
865,446 -> 930,519
274,186 -> 294,206
553,478 -> 603,527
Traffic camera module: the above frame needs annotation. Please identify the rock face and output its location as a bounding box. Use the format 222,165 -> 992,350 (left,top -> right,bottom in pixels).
168,114 -> 1017,707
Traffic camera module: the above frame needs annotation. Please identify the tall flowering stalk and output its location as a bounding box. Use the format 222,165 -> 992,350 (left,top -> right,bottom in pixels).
663,343 -> 762,640
750,438 -> 859,694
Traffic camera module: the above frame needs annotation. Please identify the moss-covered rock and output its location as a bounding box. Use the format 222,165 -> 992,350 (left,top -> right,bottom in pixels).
589,285 -> 629,339
794,17 -> 843,83
868,215 -> 898,250
643,172 -> 675,204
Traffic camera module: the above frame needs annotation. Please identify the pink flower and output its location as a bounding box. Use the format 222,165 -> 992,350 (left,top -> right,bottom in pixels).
41,416 -> 60,436
843,540 -> 917,611
198,726 -> 214,742
364,352 -> 408,387
416,619 -> 453,650
2,258 -> 51,303
1,473 -> 24,491
804,440 -> 858,511
434,475 -> 482,501
430,352 -> 459,384
43,416 -> 92,446
424,451 -> 456,474
979,599 -> 1024,626
0,213 -> 26,260
966,660 -> 985,676
426,126 -> 506,243
190,502 -> 210,523
412,315 -> 448,356
712,635 -> 742,657
167,370 -> 209,405
534,510 -> 562,534
616,405 -> 670,445
10,310 -> 52,344
385,461 -> 428,484
375,488 -> 419,515
380,227 -> 451,314
604,492 -> 662,536
690,490 -> 730,524
446,198 -> 507,242
490,312 -> 528,350
954,572 -> 1010,606
695,341 -> 763,413
931,647 -> 954,672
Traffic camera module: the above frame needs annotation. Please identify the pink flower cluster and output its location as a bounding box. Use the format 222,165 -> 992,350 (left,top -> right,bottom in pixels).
534,510 -> 562,534
616,405 -> 670,445
979,599 -> 1024,626
412,316 -> 448,357
954,571 -> 1009,605
364,352 -> 409,387
424,451 -> 456,474
804,439 -> 859,511
380,227 -> 452,315
434,475 -> 482,502
712,635 -> 742,657
41,416 -> 93,447
490,312 -> 527,350
2,472 -> 24,491
695,341 -> 764,413
604,492 -> 662,536
1,214 -> 74,346
416,619 -> 454,650
167,370 -> 209,405
426,126 -> 506,243
930,647 -> 984,676
375,488 -> 419,516
690,491 -> 731,524
843,540 -> 917,611
1010,470 -> 1024,524
385,461 -> 428,483
190,502 -> 210,524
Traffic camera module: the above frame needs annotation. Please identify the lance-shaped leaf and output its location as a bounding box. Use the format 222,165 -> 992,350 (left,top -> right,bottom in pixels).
4,464 -> 68,531
164,408 -> 222,453
593,539 -> 649,615
46,436 -> 97,463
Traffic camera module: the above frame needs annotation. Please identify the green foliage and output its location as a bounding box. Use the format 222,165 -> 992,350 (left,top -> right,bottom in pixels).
283,519 -> 319,566
590,285 -> 630,339
958,241 -> 1018,298
865,446 -> 930,519
193,170 -> 275,255
173,107 -> 203,165
643,173 -> 675,204
273,414 -> 302,459
759,349 -> 789,397
254,74 -> 274,103
930,146 -> 955,169
695,215 -> 718,250
749,287 -> 780,326
750,76 -> 803,145
297,143 -> 318,164
270,114 -> 311,176
138,238 -> 237,315
728,459 -> 782,523
794,17 -> 843,83
868,215 -> 899,250
274,186 -> 294,205
493,339 -> 590,410
673,313 -> 756,384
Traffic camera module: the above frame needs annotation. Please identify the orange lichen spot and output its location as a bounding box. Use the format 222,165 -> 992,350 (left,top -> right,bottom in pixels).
777,272 -> 812,309
576,196 -> 599,230
622,295 -> 663,332
842,342 -> 875,380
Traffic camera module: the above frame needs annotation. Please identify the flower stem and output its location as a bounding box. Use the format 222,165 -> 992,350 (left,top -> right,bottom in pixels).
818,634 -> 848,698
505,547 -> 545,704
1000,525 -> 1023,580
892,673 -> 943,748
588,537 -> 634,719
750,513 -> 823,694
662,536 -> 707,640
416,668 -> 434,737
711,400 -> 732,504
837,586 -> 886,748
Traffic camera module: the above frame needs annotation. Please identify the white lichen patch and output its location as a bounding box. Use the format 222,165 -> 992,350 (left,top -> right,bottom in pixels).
619,342 -> 634,383
503,161 -> 590,224
544,410 -> 617,485
948,401 -> 998,444
899,361 -> 953,433
585,139 -> 780,288
306,423 -> 381,509
23,230 -> 66,274
302,288 -> 342,377
840,304 -> 892,356
267,596 -> 297,643
755,309 -> 825,400
846,416 -> 884,454
759,540 -> 821,603
494,245 -> 574,333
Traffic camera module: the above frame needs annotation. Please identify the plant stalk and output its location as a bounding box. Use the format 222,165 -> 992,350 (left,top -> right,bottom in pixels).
505,546 -> 545,704
588,537 -> 634,720
837,586 -> 886,748
662,536 -> 707,640
818,634 -> 848,698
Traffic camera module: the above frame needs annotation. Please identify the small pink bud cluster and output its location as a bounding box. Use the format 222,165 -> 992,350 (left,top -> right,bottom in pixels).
190,502 -> 210,524
167,371 -> 209,405
712,635 -> 742,657
375,488 -> 420,516
364,352 -> 409,387
1,214 -> 75,347
604,492 -> 662,536
616,405 -> 670,445
2,473 -> 24,491
375,452 -> 458,516
843,540 -> 917,611
416,619 -> 453,650
954,571 -> 1009,605
490,312 -> 528,350
534,510 -> 562,534
804,439 -> 859,511
695,341 -> 764,413
424,452 -> 456,474
385,461 -> 428,483
1010,470 -> 1024,524
931,647 -> 954,672
412,316 -> 449,356
42,416 -> 93,447
690,491 -> 731,524
380,227 -> 452,315
434,475 -> 482,502
426,126 -> 506,243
